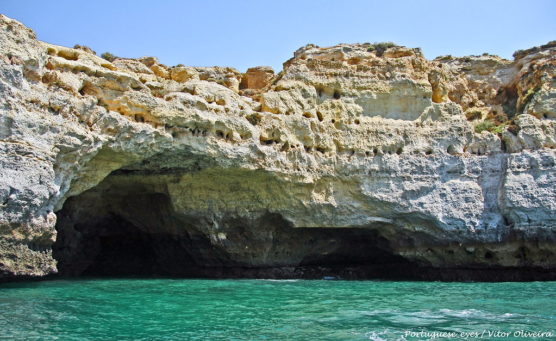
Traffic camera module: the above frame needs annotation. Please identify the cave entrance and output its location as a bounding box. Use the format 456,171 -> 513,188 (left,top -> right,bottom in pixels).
53,171 -> 414,279
70,212 -> 191,277
52,175 -> 218,277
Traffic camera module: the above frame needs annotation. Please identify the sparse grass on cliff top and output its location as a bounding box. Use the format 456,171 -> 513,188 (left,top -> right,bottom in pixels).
366,42 -> 397,56
101,52 -> 117,62
73,44 -> 96,55
513,40 -> 556,60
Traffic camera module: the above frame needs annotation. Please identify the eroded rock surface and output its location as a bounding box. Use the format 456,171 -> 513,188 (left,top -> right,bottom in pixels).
1,15 -> 555,281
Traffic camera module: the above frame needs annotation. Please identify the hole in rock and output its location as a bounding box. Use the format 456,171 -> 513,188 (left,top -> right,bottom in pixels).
316,111 -> 324,122
53,169 -> 417,279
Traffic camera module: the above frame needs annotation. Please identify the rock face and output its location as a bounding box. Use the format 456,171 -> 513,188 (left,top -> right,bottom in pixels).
1,15 -> 555,281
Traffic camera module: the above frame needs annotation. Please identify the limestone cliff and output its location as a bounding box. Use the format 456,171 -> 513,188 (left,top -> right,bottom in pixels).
1,15 -> 555,281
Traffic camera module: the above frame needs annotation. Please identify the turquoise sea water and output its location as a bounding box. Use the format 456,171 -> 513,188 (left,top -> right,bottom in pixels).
0,279 -> 555,340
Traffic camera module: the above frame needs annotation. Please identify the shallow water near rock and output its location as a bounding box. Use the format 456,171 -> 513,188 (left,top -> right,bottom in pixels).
0,279 -> 555,340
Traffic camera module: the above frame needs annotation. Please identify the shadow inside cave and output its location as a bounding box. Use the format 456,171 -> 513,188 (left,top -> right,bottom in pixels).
52,170 -> 556,281
52,171 -> 418,280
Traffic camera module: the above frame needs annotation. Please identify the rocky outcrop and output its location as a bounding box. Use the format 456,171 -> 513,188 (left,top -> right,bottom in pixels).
240,66 -> 274,91
1,15 -> 555,281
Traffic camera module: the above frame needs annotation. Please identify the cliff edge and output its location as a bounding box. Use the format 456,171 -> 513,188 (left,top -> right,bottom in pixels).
1,15 -> 555,281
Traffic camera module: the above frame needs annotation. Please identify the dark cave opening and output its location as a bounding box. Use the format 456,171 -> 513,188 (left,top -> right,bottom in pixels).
52,178 -> 216,277
52,172 -> 556,281
75,212 -> 216,278
52,172 -> 420,279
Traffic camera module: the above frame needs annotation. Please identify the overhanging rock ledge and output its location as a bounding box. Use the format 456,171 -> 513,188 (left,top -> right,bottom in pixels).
1,15 -> 555,281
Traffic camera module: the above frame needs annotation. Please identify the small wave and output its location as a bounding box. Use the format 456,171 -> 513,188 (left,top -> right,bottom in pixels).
260,279 -> 299,282
365,330 -> 407,341
439,308 -> 480,317
438,309 -> 517,321
365,331 -> 388,341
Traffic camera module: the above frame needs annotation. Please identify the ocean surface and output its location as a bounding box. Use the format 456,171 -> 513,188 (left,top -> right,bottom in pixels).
0,279 -> 555,340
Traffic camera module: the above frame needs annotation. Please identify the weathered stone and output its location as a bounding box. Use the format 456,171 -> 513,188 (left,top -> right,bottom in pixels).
170,66 -> 199,83
1,14 -> 555,281
240,66 -> 274,90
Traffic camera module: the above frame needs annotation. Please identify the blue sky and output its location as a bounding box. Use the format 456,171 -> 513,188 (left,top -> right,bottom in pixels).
1,0 -> 555,72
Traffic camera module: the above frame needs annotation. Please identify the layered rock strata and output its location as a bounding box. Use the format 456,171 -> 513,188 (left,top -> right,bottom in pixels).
1,15 -> 555,281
